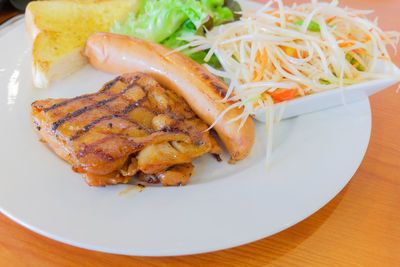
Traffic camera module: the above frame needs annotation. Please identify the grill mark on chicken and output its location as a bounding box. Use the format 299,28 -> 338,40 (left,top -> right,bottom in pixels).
70,115 -> 122,141
52,82 -> 138,131
89,149 -> 115,162
76,121 -> 151,160
69,98 -> 149,141
77,134 -> 144,159
41,76 -> 122,113
76,135 -> 116,159
31,73 -> 222,186
41,74 -> 148,113
161,126 -> 189,136
70,115 -> 142,141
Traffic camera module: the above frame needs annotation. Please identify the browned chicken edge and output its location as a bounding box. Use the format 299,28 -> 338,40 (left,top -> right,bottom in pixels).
31,73 -> 222,186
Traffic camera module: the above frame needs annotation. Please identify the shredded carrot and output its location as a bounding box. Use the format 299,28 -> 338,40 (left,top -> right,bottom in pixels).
252,70 -> 257,80
347,34 -> 359,41
270,88 -> 298,102
326,16 -> 336,24
282,67 -> 293,74
281,46 -> 298,58
364,35 -> 371,42
272,12 -> 290,22
378,56 -> 390,61
353,48 -> 371,57
339,42 -> 354,48
265,9 -> 278,15
252,47 -> 268,82
337,38 -> 355,47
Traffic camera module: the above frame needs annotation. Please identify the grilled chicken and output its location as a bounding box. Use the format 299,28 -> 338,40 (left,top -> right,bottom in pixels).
31,73 -> 222,186
139,163 -> 194,186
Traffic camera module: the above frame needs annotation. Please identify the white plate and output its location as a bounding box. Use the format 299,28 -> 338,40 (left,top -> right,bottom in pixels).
0,5 -> 372,256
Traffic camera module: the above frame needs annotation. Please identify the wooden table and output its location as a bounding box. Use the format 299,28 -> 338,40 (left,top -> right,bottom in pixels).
1,0 -> 399,265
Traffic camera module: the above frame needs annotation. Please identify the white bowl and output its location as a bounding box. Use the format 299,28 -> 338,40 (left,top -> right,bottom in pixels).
254,62 -> 400,122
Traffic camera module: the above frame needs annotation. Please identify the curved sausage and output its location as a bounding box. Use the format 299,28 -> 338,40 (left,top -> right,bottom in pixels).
85,33 -> 255,161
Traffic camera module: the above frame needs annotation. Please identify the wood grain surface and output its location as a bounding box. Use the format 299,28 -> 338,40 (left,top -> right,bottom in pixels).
1,0 -> 399,266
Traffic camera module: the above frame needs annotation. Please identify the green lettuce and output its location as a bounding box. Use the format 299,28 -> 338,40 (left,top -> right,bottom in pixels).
346,53 -> 364,71
293,19 -> 321,32
161,20 -> 221,68
112,0 -> 241,67
201,0 -> 234,25
112,0 -> 209,43
161,20 -> 197,49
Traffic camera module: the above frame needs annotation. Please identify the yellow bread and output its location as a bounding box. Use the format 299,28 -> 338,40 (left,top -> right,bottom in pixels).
25,0 -> 140,88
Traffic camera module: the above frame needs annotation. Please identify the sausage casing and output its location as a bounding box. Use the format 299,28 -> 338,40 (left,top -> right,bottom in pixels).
85,33 -> 255,161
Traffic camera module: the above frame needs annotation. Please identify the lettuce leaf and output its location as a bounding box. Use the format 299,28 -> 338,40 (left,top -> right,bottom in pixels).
161,20 -> 221,68
113,0 -> 210,43
161,20 -> 197,49
201,0 -> 234,25
112,0 -> 241,67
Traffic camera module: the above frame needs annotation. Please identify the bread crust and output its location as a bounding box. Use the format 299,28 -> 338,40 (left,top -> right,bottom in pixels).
25,0 -> 140,88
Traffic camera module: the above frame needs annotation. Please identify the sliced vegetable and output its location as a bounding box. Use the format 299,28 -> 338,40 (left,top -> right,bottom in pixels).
337,38 -> 355,48
281,46 -> 298,58
319,78 -> 331,85
184,0 -> 399,115
252,47 -> 268,82
242,95 -> 261,105
346,53 -> 365,71
177,0 -> 399,166
270,89 -> 298,102
293,19 -> 321,32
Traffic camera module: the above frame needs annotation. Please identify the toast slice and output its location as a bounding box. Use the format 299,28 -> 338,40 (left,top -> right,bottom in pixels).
25,0 -> 140,88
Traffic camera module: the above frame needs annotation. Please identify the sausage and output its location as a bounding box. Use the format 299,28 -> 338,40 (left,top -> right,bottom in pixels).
85,33 -> 255,161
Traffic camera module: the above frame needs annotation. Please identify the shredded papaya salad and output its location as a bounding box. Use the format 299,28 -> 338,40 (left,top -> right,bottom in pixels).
173,0 -> 400,166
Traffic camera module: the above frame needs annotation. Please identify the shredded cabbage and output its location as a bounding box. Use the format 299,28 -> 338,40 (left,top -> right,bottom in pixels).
175,0 -> 400,165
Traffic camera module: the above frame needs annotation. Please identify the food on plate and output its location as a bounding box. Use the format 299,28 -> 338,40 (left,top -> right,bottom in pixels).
85,33 -> 255,161
25,0 -> 140,88
175,0 -> 400,164
179,0 -> 400,115
111,0 -> 241,67
31,73 -> 223,186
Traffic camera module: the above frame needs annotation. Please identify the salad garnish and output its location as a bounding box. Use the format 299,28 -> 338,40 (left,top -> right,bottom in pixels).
175,0 -> 400,165
112,0 -> 241,67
